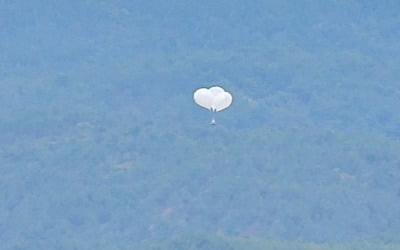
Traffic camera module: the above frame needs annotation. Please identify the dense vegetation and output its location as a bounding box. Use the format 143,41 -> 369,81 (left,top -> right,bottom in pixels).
1,0 -> 400,249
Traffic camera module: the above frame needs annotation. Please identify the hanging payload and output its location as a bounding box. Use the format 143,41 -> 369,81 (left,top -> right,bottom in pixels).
193,86 -> 233,125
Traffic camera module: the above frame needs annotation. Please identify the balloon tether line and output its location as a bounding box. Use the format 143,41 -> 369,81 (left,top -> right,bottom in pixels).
210,108 -> 216,125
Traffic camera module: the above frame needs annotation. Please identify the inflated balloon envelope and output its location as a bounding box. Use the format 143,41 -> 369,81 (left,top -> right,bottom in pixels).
193,86 -> 233,124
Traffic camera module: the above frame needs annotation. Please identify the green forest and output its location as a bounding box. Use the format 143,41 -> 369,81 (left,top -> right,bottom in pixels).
0,0 -> 400,249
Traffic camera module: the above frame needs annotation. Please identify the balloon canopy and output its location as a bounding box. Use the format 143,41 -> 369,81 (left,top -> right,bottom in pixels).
193,86 -> 233,112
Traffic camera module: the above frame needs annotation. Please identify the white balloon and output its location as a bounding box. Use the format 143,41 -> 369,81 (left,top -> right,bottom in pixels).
194,86 -> 233,112
193,88 -> 213,110
214,92 -> 232,111
209,86 -> 225,96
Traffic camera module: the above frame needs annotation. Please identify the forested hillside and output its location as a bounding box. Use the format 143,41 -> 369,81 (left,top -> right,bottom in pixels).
1,1 -> 400,249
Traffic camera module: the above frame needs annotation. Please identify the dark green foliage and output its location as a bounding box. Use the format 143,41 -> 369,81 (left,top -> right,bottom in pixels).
1,0 -> 400,249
